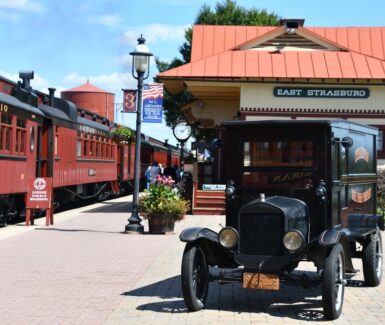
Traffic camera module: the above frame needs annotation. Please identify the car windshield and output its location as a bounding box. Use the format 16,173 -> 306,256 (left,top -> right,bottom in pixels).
243,140 -> 314,189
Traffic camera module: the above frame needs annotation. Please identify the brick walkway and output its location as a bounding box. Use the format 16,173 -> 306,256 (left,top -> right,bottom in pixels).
0,196 -> 384,324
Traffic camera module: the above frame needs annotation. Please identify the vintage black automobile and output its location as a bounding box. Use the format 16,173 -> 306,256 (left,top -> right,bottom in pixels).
180,120 -> 384,320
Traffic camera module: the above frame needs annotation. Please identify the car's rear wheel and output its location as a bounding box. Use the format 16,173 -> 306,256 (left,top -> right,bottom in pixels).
181,243 -> 209,311
322,243 -> 345,320
362,228 -> 383,287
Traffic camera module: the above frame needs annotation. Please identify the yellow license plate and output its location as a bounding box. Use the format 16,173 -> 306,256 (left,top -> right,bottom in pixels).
243,272 -> 280,290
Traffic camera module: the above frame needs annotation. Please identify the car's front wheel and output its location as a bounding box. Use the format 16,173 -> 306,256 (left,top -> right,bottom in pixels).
181,243 -> 209,311
322,243 -> 345,320
362,228 -> 383,287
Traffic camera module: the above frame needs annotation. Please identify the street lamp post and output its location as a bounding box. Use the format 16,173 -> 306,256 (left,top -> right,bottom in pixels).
125,35 -> 153,233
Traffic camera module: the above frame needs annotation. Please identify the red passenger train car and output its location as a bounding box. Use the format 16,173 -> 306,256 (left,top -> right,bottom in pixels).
0,72 -> 182,225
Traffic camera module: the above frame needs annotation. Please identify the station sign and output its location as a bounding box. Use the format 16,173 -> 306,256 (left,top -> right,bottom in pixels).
273,87 -> 370,98
26,177 -> 53,209
202,184 -> 226,191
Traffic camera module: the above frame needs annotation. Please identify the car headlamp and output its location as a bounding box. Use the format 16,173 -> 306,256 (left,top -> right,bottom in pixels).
218,227 -> 238,249
225,185 -> 235,197
283,230 -> 304,251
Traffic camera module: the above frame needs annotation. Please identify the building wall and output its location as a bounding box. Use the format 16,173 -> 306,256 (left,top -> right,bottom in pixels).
190,98 -> 239,126
240,83 -> 385,111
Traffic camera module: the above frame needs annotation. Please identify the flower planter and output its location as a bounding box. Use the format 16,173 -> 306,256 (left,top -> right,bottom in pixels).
148,214 -> 176,234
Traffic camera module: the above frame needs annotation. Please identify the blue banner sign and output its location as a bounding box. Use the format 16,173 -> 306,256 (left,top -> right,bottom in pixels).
142,83 -> 163,123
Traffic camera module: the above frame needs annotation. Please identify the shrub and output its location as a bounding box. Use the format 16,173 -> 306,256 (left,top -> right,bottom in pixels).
139,175 -> 189,221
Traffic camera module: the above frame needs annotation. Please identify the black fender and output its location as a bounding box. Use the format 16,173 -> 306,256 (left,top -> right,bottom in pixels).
319,228 -> 346,247
179,227 -> 219,243
318,229 -> 355,273
179,227 -> 237,268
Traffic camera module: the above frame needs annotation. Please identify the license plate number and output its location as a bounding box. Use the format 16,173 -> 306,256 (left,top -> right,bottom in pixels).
243,272 -> 280,290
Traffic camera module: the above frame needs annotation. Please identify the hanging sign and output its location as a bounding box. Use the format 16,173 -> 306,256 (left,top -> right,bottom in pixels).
142,83 -> 163,123
122,89 -> 137,113
273,87 -> 370,98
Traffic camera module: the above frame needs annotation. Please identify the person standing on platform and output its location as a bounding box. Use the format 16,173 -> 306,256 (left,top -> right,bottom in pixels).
148,161 -> 160,186
163,165 -> 177,181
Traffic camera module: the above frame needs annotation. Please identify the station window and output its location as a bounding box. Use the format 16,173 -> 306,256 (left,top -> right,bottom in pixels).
377,130 -> 383,153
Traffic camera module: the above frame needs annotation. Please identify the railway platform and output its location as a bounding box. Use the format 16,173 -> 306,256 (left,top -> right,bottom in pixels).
0,196 -> 384,325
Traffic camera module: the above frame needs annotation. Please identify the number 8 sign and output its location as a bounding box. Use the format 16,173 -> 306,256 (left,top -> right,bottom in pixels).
123,89 -> 137,113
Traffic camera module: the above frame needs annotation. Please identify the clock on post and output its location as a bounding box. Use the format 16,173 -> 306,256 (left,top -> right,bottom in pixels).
173,120 -> 192,142
173,120 -> 192,170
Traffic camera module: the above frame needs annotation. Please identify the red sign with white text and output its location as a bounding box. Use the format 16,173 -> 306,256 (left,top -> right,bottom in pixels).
26,177 -> 53,209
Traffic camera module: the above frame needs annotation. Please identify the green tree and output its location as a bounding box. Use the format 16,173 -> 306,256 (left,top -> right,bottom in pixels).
156,0 -> 280,127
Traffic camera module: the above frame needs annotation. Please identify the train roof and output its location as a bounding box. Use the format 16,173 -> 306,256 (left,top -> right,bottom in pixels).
38,103 -> 74,122
78,116 -> 110,133
0,92 -> 44,117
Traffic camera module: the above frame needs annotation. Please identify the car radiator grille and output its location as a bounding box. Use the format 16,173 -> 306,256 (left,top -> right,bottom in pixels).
239,213 -> 284,256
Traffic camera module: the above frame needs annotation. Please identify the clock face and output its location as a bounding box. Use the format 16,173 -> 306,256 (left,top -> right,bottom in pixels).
173,121 -> 192,141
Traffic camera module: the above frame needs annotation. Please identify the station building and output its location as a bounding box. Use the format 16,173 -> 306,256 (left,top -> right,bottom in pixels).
158,19 -> 385,213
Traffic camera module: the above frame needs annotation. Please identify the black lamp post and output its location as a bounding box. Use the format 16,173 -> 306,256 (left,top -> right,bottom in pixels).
125,35 -> 153,233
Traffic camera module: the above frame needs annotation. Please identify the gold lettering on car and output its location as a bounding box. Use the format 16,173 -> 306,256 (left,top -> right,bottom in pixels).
355,147 -> 369,163
0,102 -> 9,112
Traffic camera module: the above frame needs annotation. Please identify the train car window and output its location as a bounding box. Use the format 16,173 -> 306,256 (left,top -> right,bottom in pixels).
54,126 -> 59,157
101,139 -> 105,158
77,132 -> 82,157
1,114 -> 12,125
76,139 -> 81,157
96,141 -> 100,158
83,138 -> 88,157
16,117 -> 26,128
89,137 -> 94,157
30,126 -> 35,152
15,117 -> 26,155
0,113 -> 12,153
54,135 -> 58,156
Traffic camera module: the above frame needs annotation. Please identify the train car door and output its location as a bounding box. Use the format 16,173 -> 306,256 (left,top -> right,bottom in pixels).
38,120 -> 54,177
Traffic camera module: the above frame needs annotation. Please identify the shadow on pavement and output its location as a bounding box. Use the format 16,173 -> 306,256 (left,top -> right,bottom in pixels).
83,201 -> 132,213
34,227 -> 123,234
121,272 -> 336,321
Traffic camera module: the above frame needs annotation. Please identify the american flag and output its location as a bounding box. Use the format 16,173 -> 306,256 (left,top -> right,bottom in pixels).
143,83 -> 163,100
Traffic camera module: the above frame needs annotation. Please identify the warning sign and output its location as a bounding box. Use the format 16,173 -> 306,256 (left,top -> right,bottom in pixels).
26,177 -> 53,209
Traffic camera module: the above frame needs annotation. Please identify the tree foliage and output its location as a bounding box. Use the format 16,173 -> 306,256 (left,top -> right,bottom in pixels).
156,0 -> 280,127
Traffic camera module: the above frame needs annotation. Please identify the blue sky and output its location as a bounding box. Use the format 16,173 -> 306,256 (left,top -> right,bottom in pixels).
0,0 -> 384,146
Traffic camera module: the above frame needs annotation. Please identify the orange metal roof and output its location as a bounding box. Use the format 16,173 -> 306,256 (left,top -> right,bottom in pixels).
158,25 -> 385,80
62,82 -> 110,93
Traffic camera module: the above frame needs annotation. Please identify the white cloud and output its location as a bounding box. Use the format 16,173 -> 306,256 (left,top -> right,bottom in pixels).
115,54 -> 132,70
62,72 -> 137,95
0,0 -> 44,12
89,14 -> 121,27
121,23 -> 190,47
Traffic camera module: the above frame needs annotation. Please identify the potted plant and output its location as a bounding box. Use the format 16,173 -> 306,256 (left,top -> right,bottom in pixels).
139,175 -> 190,233
111,126 -> 135,144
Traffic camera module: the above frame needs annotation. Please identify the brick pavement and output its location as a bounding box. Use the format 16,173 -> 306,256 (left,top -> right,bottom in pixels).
0,196 -> 384,324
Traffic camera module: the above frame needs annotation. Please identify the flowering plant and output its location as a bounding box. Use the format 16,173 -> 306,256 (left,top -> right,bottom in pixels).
139,175 -> 189,221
